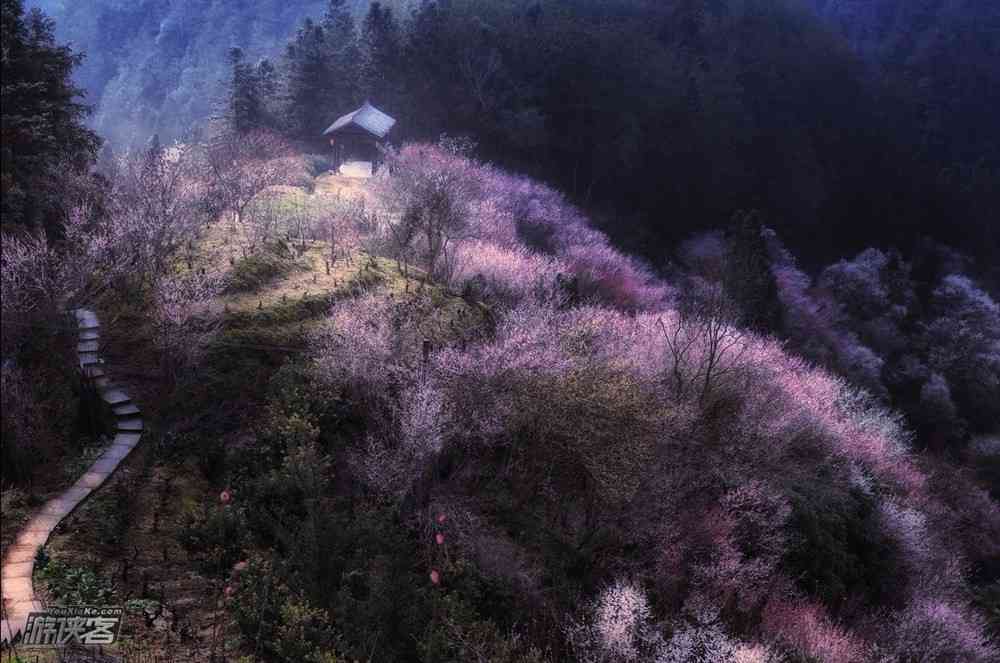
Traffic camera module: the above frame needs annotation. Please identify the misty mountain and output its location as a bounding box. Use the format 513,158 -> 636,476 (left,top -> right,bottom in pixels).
28,1 -> 410,145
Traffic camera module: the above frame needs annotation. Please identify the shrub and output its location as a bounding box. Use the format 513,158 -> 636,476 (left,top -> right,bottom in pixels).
761,597 -> 866,663
302,153 -> 333,177
451,241 -> 564,308
659,595 -> 777,663
36,555 -> 116,605
177,501 -> 247,578
888,598 -> 996,663
565,579 -> 661,662
225,243 -> 300,292
782,479 -> 903,611
420,593 -> 549,663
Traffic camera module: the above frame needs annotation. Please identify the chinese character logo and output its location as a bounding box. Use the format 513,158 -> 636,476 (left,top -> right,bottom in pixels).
21,607 -> 123,646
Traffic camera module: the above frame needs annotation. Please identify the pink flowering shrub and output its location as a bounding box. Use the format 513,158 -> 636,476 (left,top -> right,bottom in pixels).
659,594 -> 781,663
761,597 -> 866,663
1,230 -> 62,354
298,144 -> 1000,661
562,243 -> 672,312
566,579 -> 663,662
697,482 -> 791,612
379,144 -> 670,312
312,293 -> 408,400
450,241 -> 564,308
888,598 -> 996,662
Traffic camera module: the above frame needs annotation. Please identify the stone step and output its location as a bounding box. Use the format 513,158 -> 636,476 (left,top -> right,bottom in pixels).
2,545 -> 38,565
40,498 -> 76,519
75,309 -> 100,329
89,455 -> 120,475
98,443 -> 138,468
113,432 -> 142,448
2,305 -> 146,634
23,513 -> 61,536
79,353 -> 101,367
10,528 -> 47,549
100,389 -> 130,406
58,485 -> 92,511
2,576 -> 33,600
1,561 -> 34,581
75,471 -> 109,490
113,403 -> 141,416
117,418 -> 143,432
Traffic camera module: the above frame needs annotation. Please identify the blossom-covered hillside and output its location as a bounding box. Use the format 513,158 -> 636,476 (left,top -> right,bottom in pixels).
232,143 -> 997,661
4,0 -> 998,658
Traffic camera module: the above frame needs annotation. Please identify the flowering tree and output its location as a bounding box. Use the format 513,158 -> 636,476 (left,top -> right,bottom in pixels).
761,597 -> 866,663
566,579 -> 664,663
152,269 -> 222,384
924,274 -> 1000,431
888,598 -> 995,663
54,143 -> 213,300
298,142 -> 1000,660
205,130 -> 304,230
0,230 -> 62,355
378,144 -> 479,285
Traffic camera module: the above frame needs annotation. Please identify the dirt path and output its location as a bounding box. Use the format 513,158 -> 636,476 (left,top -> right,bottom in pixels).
1,308 -> 143,646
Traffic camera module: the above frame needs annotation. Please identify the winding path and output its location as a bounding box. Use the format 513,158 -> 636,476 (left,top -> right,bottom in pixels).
1,309 -> 143,645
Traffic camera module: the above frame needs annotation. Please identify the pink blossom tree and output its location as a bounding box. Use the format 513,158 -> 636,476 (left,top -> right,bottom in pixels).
152,269 -> 222,384
205,130 -> 305,231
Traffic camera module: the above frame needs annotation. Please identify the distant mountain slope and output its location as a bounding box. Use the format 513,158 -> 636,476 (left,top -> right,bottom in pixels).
27,0 -> 406,145
806,0 -> 1000,165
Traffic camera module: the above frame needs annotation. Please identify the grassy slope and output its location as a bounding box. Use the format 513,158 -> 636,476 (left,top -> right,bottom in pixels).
29,171 -> 483,660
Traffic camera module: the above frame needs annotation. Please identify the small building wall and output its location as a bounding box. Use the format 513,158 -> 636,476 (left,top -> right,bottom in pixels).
329,130 -> 383,171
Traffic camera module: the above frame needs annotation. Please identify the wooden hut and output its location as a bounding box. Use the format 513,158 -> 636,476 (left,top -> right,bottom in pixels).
322,101 -> 396,175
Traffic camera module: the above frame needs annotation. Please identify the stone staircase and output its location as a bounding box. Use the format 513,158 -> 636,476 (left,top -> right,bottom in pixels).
1,308 -> 143,645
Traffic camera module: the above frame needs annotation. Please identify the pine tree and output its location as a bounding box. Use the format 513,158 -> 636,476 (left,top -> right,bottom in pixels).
1,0 -> 99,233
284,18 -> 334,139
361,1 -> 401,108
725,210 -> 782,332
146,132 -> 162,160
323,0 -> 361,111
227,47 -> 264,134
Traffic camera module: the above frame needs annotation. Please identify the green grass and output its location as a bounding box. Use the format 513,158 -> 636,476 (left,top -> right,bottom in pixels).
226,243 -> 307,293
248,187 -> 342,224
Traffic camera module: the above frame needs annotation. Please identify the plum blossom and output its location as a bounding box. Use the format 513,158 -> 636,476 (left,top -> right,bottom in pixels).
761,598 -> 866,663
889,598 -> 995,663
566,579 -> 663,663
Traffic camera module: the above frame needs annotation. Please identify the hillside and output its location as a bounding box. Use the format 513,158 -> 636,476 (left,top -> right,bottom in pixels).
6,135 -> 997,659
2,0 -> 999,660
24,0 -> 1000,270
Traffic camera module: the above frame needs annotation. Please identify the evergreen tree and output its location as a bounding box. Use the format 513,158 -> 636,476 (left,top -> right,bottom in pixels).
361,1 -> 401,108
323,0 -> 361,111
283,18 -> 334,139
227,47 -> 264,134
1,0 -> 100,233
146,132 -> 162,159
725,210 -> 782,333
257,58 -> 278,99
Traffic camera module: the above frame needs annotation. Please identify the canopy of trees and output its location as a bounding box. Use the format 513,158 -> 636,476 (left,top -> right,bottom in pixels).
1,0 -> 99,233
32,0 -> 1000,275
